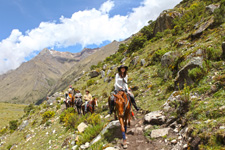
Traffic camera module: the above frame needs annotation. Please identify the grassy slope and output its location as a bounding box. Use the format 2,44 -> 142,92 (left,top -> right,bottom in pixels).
1,0 -> 225,149
0,103 -> 25,128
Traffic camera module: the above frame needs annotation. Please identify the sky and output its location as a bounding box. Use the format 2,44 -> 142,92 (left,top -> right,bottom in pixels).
0,0 -> 182,74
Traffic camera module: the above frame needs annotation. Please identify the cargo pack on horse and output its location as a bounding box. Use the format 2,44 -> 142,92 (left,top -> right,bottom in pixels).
113,90 -> 131,149
81,98 -> 98,115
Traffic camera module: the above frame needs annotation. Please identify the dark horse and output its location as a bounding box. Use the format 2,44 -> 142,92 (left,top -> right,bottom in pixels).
75,97 -> 83,114
111,91 -> 131,149
81,98 -> 98,115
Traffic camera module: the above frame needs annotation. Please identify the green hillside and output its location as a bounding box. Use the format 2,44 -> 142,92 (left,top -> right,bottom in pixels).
0,0 -> 225,149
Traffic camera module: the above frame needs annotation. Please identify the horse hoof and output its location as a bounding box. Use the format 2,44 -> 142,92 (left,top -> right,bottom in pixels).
123,144 -> 128,149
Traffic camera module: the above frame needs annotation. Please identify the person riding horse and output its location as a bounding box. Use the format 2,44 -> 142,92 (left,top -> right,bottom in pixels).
75,90 -> 83,114
83,90 -> 92,112
108,65 -> 140,114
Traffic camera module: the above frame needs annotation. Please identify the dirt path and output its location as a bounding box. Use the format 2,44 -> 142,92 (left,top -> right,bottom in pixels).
111,111 -> 176,150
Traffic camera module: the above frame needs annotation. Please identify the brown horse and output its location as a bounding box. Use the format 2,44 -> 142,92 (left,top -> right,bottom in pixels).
65,90 -> 76,109
113,91 -> 131,149
81,98 -> 98,115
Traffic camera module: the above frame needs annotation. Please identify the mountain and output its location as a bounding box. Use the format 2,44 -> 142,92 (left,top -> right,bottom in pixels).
1,0 -> 225,149
49,40 -> 123,96
0,47 -> 100,104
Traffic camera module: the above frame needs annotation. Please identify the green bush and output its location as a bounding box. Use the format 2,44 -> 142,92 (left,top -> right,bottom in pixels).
118,43 -> 128,53
9,120 -> 18,131
56,104 -> 61,110
24,104 -> 35,115
214,0 -> 225,25
0,127 -> 8,135
205,47 -> 221,60
128,36 -> 147,53
87,79 -> 96,86
140,20 -> 156,40
56,97 -> 61,101
188,67 -> 206,82
42,110 -> 55,123
152,48 -> 169,63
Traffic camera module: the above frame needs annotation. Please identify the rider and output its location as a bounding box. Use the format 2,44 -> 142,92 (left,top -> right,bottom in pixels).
83,90 -> 92,112
75,90 -> 82,98
108,65 -> 140,114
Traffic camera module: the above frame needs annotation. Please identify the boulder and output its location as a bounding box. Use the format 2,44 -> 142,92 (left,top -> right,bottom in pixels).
18,120 -> 29,131
80,142 -> 90,149
191,17 -> 214,39
72,145 -> 78,150
141,59 -> 146,66
90,120 -> 120,145
121,57 -> 126,63
162,91 -> 181,113
47,97 -> 56,105
103,64 -> 107,71
107,70 -> 112,75
161,51 -> 178,67
206,4 -> 219,14
101,70 -> 105,78
104,77 -> 112,83
89,70 -> 100,78
110,65 -> 116,70
221,42 -> 225,59
144,111 -> 166,125
174,57 -> 203,89
130,56 -> 139,66
77,122 -> 88,133
127,127 -> 143,135
150,128 -> 171,138
153,10 -> 181,35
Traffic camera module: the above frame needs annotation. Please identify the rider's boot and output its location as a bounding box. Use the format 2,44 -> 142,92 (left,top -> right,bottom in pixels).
130,96 -> 140,111
108,99 -> 114,114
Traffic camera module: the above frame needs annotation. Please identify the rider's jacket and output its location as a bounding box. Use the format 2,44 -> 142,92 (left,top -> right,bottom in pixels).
114,73 -> 129,91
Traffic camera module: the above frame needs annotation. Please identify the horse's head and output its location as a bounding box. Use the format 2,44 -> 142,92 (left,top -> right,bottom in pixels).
114,92 -> 126,117
92,98 -> 98,107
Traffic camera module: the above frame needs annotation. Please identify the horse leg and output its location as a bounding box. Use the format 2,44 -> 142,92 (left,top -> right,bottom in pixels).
119,117 -> 127,148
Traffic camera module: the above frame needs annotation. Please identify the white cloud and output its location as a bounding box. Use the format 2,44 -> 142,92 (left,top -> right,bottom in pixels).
0,0 -> 182,74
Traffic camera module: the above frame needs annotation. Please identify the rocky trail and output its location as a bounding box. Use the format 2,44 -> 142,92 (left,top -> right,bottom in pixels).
105,108 -> 186,150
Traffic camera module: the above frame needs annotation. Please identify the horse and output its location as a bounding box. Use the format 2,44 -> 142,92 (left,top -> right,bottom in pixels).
81,98 -> 98,115
64,89 -> 76,109
113,91 -> 131,149
75,97 -> 83,114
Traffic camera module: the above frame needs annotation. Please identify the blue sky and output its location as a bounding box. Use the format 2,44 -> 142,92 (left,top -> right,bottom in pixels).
0,0 -> 182,74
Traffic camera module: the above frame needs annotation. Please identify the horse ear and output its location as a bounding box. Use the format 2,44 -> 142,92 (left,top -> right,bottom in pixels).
113,94 -> 118,98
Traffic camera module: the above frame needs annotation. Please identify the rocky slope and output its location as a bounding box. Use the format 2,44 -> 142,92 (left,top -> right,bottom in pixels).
0,0 -> 225,150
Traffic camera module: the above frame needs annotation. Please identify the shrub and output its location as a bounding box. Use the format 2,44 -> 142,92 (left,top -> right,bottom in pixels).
152,48 -> 169,63
205,47 -> 221,60
42,111 -> 55,123
188,67 -> 206,81
24,104 -> 35,115
118,43 -> 128,53
214,0 -> 225,25
128,36 -> 147,53
87,79 -> 95,86
0,127 -> 8,135
9,120 -> 18,131
56,97 -> 61,100
56,104 -> 61,110
140,20 -> 156,40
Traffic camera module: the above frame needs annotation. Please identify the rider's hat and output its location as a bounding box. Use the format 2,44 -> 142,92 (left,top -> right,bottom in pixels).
117,65 -> 128,72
